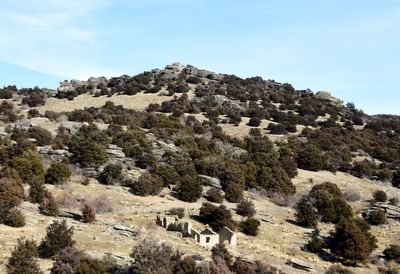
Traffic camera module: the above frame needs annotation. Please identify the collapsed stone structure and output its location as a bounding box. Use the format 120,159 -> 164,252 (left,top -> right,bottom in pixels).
156,215 -> 237,248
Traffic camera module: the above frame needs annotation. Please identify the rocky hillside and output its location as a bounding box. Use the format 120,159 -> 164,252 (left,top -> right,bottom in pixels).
0,63 -> 399,274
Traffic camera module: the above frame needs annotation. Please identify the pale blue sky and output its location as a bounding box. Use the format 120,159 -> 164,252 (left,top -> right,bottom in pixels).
0,0 -> 399,114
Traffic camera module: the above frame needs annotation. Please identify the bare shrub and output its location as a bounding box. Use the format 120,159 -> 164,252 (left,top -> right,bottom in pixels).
129,238 -> 174,274
247,188 -> 268,201
343,188 -> 361,202
81,204 -> 96,223
84,194 -> 113,213
57,185 -> 78,209
325,264 -> 354,274
269,192 -> 298,207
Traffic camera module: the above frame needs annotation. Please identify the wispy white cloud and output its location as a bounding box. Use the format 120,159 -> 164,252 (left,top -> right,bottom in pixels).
0,0 -> 115,79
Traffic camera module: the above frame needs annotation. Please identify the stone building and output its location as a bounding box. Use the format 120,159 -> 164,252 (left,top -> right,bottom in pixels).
156,215 -> 179,229
183,222 -> 219,247
219,226 -> 237,245
157,216 -> 237,248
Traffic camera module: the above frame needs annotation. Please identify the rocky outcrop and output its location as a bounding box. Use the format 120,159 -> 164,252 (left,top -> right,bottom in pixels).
59,77 -> 108,92
365,202 -> 400,220
113,224 -> 139,236
315,91 -> 343,105
287,258 -> 315,272
106,144 -> 125,158
198,175 -> 221,189
38,145 -> 72,161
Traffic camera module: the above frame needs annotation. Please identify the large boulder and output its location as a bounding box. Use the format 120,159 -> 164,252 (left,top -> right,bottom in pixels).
315,91 -> 343,105
198,175 -> 221,189
106,144 -> 125,158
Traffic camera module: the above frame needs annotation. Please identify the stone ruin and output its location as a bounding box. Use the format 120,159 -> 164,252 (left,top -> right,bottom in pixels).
156,215 -> 237,248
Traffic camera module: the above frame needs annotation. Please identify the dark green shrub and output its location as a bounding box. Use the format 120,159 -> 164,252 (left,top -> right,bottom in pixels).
211,243 -> 233,267
248,117 -> 261,127
28,126 -> 53,146
350,160 -> 374,179
295,197 -> 318,228
168,207 -> 185,219
75,257 -> 107,274
9,152 -> 44,184
278,145 -> 298,178
155,164 -> 180,187
98,163 -> 123,185
82,204 -> 96,223
389,197 -> 399,206
28,109 -> 41,118
256,165 -> 296,195
296,144 -> 324,171
305,229 -> 325,253
268,123 -> 288,134
131,172 -> 163,196
177,175 -> 203,202
366,208 -> 386,225
68,110 -> 94,123
199,202 -> 236,231
0,87 -> 14,99
0,178 -> 24,221
167,222 -> 184,233
172,256 -> 196,274
22,92 -> 45,107
373,190 -> 387,203
29,179 -> 46,204
377,168 -> 393,182
206,187 -> 224,203
330,218 -> 377,264
6,238 -> 42,274
236,199 -> 256,217
239,218 -> 260,236
40,220 -> 75,257
45,162 -> 71,185
4,208 -> 26,227
0,168 -> 23,186
232,258 -> 255,274
223,182 -> 244,203
69,124 -> 109,168
383,245 -> 400,261
306,182 -> 353,224
39,190 -> 59,217
325,264 -> 354,274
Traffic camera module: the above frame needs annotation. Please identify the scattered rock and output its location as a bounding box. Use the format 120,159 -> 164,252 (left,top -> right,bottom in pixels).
113,224 -> 139,236
364,202 -> 400,220
59,210 -> 82,220
287,258 -> 315,272
198,175 -> 221,189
